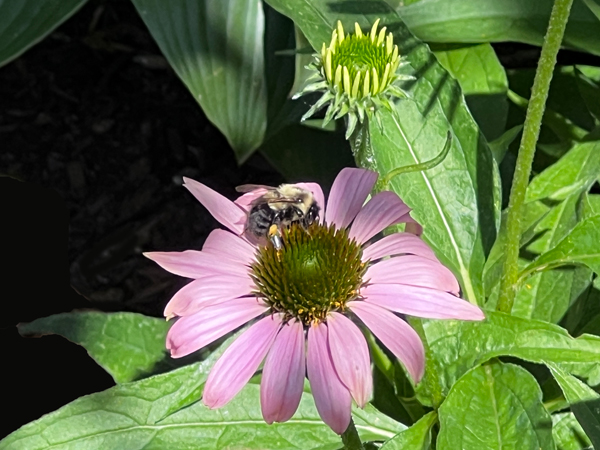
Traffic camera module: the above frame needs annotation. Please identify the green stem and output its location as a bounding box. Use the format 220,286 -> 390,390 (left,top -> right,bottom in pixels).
409,318 -> 444,409
364,328 -> 395,383
496,0 -> 574,314
341,418 -> 364,450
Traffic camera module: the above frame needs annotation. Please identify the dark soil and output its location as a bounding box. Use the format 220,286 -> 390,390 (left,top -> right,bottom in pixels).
1,0 -> 283,437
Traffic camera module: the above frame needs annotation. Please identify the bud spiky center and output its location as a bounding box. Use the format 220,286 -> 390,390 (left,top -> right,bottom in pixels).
250,223 -> 366,325
323,20 -> 400,98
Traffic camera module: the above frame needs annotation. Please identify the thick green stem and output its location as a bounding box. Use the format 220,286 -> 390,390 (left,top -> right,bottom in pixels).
341,418 -> 364,450
496,0 -> 574,314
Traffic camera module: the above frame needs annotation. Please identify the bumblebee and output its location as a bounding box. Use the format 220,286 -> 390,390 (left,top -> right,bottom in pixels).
236,184 -> 320,249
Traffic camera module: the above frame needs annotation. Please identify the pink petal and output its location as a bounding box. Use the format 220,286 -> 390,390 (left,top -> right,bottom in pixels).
203,314 -> 282,409
202,229 -> 257,265
143,250 -> 249,279
235,188 -> 268,211
183,177 -> 247,234
348,301 -> 425,382
261,319 -> 305,424
307,323 -> 352,435
166,297 -> 268,358
349,191 -> 411,244
327,312 -> 372,408
325,168 -> 378,229
295,182 -> 326,224
362,284 -> 485,321
163,275 -> 255,318
362,232 -> 438,262
365,255 -> 460,295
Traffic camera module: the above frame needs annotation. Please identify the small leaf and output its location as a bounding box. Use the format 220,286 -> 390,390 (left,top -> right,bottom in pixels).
552,412 -> 593,450
437,362 -> 554,450
131,0 -> 267,162
0,0 -> 89,68
18,312 -> 170,383
547,362 -> 600,449
380,411 -> 436,450
523,215 -> 600,277
417,311 -> 600,400
488,125 -> 523,164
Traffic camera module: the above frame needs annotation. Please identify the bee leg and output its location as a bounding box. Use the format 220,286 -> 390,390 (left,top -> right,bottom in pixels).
268,224 -> 283,251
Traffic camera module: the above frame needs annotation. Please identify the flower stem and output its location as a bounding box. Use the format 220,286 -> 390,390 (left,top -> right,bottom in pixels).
341,418 -> 364,450
496,0 -> 574,314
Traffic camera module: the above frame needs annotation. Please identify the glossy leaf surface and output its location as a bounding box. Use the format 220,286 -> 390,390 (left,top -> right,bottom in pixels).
131,0 -> 267,162
0,0 -> 89,67
552,412 -> 593,450
380,411 -> 436,450
437,362 -> 554,450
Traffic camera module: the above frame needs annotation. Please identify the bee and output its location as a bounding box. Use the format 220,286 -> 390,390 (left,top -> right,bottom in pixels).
236,184 -> 320,250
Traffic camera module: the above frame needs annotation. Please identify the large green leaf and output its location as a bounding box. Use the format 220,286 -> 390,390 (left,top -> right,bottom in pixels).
523,215 -> 600,278
417,311 -> 600,402
380,411 -> 436,450
548,363 -> 600,450
131,0 -> 267,162
394,0 -> 600,56
437,362 -> 554,450
552,412 -> 593,450
0,0 -> 89,68
0,364 -> 402,450
18,312 -> 170,383
264,0 -> 500,305
433,43 -> 508,141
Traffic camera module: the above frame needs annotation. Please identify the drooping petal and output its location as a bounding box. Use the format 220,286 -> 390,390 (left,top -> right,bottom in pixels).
203,314 -> 282,409
349,191 -> 411,244
202,229 -> 257,265
365,255 -> 460,295
295,182 -> 326,224
327,312 -> 372,407
362,284 -> 485,320
163,275 -> 255,318
183,177 -> 247,234
143,250 -> 249,279
348,301 -> 424,382
307,323 -> 352,435
261,319 -> 305,424
362,232 -> 438,262
325,168 -> 377,229
166,297 -> 268,358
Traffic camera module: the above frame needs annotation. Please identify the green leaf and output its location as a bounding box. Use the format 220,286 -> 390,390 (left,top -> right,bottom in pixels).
0,364 -> 401,450
581,193 -> 600,218
262,0 -> 500,304
433,43 -> 508,141
131,0 -> 267,162
0,0 -> 89,68
437,362 -> 554,450
380,411 -> 436,450
489,125 -> 523,164
563,284 -> 600,337
523,215 -> 600,278
547,363 -> 600,450
395,0 -> 600,56
512,194 -> 593,323
417,311 -> 600,401
526,140 -> 600,203
552,412 -> 593,450
18,312 -> 170,383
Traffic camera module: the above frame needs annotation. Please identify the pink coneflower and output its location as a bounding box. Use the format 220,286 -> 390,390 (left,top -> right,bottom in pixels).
145,168 -> 484,434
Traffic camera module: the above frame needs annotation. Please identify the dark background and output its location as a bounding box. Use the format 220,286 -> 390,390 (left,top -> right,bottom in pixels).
1,0 -> 284,438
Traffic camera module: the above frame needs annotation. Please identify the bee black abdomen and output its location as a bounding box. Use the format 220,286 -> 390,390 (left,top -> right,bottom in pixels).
247,204 -> 274,237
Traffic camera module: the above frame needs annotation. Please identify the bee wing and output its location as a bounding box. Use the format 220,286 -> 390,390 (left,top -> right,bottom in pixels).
235,184 -> 275,193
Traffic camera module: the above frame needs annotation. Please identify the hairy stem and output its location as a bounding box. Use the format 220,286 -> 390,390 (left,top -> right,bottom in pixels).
341,418 -> 364,450
497,0 -> 574,314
